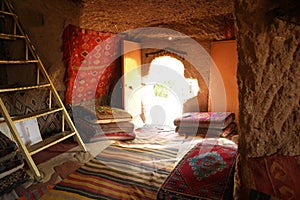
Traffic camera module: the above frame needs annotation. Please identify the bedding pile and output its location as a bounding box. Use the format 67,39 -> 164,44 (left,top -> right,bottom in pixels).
174,112 -> 237,138
0,131 -> 29,195
72,105 -> 136,142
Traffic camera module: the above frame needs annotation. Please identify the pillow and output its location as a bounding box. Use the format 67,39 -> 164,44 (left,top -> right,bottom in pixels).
8,90 -> 62,137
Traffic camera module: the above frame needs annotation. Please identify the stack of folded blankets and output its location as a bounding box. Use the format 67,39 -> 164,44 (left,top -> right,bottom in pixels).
0,131 -> 29,195
72,105 -> 136,142
174,112 -> 237,139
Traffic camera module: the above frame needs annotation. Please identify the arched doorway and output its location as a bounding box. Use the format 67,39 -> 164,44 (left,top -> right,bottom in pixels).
141,56 -> 199,128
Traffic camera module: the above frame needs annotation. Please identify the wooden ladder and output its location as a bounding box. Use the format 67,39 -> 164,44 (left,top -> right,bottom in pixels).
0,0 -> 86,181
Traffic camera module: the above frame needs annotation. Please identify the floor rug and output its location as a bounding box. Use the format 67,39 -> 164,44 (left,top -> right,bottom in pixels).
39,143 -> 179,199
38,129 -> 199,199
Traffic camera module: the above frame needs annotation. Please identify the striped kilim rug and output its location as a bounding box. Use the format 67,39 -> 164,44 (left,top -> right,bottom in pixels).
40,145 -> 178,199
40,130 -> 186,200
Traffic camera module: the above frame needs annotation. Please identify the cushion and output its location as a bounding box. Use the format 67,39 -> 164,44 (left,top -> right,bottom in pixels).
9,90 -> 62,137
157,138 -> 237,199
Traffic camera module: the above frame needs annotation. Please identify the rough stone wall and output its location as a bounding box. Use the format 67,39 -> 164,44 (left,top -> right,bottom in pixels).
235,0 -> 300,198
235,0 -> 300,157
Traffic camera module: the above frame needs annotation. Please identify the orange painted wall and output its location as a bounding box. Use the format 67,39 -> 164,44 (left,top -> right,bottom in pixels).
209,40 -> 239,122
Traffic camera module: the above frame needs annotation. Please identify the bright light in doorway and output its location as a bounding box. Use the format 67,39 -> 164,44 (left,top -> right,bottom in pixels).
141,56 -> 199,127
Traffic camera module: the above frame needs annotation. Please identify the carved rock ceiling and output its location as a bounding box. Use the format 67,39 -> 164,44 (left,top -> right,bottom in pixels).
81,0 -> 234,40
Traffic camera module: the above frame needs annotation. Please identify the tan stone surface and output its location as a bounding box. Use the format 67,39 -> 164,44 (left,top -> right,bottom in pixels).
235,0 -> 300,157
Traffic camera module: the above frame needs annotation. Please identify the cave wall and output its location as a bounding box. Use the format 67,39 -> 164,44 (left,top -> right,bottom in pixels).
235,0 -> 300,198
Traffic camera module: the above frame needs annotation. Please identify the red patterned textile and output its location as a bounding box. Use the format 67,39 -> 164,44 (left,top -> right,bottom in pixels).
157,139 -> 237,199
248,154 -> 300,200
174,112 -> 235,129
176,122 -> 237,138
62,24 -> 120,106
74,117 -> 135,142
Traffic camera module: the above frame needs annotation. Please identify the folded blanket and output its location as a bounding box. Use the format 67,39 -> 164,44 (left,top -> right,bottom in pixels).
0,168 -> 29,195
85,132 -> 136,143
174,112 -> 235,129
74,117 -> 135,142
176,122 -> 237,138
0,152 -> 24,179
0,131 -> 17,158
73,105 -> 132,124
74,117 -> 134,134
99,121 -> 135,133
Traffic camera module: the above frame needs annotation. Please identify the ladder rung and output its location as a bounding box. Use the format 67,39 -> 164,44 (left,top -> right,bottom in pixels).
0,33 -> 25,40
0,60 -> 39,64
0,83 -> 51,92
27,131 -> 76,155
0,108 -> 64,123
0,10 -> 14,16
